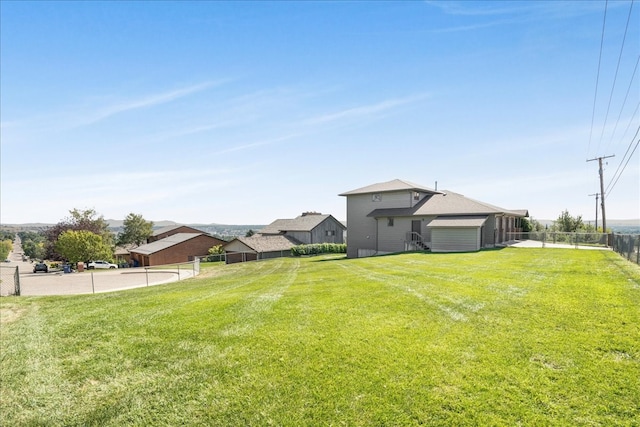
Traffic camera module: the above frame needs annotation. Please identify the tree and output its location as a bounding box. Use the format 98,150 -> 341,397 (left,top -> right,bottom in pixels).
208,245 -> 223,255
55,230 -> 113,264
0,239 -> 12,260
245,229 -> 255,237
45,208 -> 114,260
520,218 -> 533,232
117,213 -> 154,246
19,231 -> 46,260
553,210 -> 584,232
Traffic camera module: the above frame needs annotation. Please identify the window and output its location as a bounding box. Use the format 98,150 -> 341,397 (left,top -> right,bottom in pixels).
413,191 -> 420,201
372,193 -> 382,202
387,218 -> 394,227
325,230 -> 336,236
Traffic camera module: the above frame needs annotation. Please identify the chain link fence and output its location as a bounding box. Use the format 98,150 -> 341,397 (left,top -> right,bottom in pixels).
1,259 -> 199,297
611,234 -> 640,265
506,231 -> 609,248
0,265 -> 20,296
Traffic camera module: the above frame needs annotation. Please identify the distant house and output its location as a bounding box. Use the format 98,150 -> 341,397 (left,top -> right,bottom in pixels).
148,224 -> 205,243
258,212 -> 346,244
223,235 -> 300,264
339,179 -> 528,257
223,212 -> 346,263
114,243 -> 137,265
130,233 -> 226,266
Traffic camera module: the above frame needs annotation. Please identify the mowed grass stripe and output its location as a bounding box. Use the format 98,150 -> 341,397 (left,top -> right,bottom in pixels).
0,248 -> 638,426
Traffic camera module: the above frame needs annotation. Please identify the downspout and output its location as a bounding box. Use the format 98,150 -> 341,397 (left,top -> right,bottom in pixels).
376,218 -> 379,254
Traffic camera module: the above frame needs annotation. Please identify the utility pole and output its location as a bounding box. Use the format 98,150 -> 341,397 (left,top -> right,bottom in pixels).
588,193 -> 600,230
587,155 -> 615,234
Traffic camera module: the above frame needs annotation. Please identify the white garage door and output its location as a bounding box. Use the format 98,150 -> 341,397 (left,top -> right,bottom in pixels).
431,227 -> 480,253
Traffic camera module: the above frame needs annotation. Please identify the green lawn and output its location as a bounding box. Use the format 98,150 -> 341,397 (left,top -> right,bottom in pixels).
1,248 -> 638,426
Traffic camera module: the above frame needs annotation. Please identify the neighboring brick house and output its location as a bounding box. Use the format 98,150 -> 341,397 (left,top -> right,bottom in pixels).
130,233 -> 226,267
148,225 -> 205,243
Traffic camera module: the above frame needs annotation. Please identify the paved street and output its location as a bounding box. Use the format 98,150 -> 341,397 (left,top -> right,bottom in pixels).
1,236 -> 196,296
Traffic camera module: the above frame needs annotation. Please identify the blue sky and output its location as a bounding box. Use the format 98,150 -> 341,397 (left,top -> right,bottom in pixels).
1,1 -> 638,225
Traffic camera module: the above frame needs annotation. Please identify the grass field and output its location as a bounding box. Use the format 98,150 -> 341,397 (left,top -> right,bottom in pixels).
1,248 -> 639,426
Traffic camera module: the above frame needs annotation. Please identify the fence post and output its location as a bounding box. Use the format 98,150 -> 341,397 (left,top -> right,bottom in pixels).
637,236 -> 640,265
91,272 -> 95,294
145,268 -> 149,286
14,266 -> 20,296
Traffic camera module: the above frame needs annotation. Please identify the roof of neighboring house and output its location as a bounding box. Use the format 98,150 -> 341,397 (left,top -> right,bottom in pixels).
368,191 -> 527,218
227,235 -> 301,253
151,224 -> 202,236
427,216 -> 489,228
259,214 -> 345,235
339,179 -> 442,196
114,243 -> 138,256
130,233 -> 206,255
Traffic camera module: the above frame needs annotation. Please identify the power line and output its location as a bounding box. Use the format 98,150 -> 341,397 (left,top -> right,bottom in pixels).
605,55 -> 640,150
605,133 -> 639,198
596,0 -> 635,155
605,122 -> 640,195
587,0 -> 609,156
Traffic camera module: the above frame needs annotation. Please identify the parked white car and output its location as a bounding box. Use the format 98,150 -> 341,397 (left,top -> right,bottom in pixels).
87,260 -> 118,269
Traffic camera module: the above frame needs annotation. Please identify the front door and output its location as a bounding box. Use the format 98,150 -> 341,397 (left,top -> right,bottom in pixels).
411,220 -> 421,240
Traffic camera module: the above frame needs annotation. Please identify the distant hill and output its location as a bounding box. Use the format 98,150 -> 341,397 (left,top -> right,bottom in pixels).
0,220 -> 266,238
538,219 -> 639,226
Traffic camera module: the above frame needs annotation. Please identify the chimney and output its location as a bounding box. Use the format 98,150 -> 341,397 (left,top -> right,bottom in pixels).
302,211 -> 321,217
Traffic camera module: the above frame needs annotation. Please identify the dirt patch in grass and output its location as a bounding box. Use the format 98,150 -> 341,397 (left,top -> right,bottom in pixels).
0,304 -> 27,324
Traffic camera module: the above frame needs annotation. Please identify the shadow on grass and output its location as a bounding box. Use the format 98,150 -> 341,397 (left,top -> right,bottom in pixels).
299,247 -> 509,263
307,255 -> 348,262
353,247 -> 507,259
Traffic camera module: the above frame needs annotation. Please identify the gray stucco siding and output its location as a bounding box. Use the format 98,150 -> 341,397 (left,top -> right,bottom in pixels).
377,216 -> 412,254
345,194 -> 379,258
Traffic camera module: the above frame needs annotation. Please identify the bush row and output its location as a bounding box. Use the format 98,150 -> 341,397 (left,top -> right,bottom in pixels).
291,243 -> 346,256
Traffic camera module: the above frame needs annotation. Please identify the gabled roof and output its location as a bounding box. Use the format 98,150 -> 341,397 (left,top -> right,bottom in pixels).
152,224 -> 202,236
368,191 -> 526,218
259,214 -> 345,234
114,243 -> 138,256
339,179 -> 441,196
227,235 -> 301,253
131,233 -> 204,255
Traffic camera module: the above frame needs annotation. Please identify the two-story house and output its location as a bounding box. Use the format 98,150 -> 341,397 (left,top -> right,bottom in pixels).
340,179 -> 527,257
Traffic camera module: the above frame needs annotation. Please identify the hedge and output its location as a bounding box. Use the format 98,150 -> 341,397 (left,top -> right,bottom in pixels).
291,243 -> 346,256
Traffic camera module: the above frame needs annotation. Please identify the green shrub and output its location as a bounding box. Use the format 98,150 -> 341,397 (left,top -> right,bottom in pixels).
291,243 -> 346,256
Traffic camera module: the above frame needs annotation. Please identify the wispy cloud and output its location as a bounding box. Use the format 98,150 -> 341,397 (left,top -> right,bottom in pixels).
302,93 -> 430,126
424,1 -> 606,33
79,79 -> 230,127
424,1 -> 538,17
214,133 -> 305,155
4,80 -> 230,137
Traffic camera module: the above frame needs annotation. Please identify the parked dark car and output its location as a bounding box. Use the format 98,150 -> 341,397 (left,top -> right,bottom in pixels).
33,262 -> 48,273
